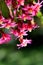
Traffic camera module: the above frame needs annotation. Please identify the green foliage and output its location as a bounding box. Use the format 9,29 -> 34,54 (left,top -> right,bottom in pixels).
0,0 -> 10,18
0,44 -> 43,65
37,12 -> 42,18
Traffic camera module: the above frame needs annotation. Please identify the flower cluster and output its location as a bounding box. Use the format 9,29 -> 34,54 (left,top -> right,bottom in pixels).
0,0 -> 43,48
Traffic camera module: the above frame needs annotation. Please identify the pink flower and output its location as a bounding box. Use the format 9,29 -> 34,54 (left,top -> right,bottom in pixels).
22,0 -> 43,16
5,0 -> 12,7
18,14 -> 31,21
0,15 -> 6,28
10,29 -> 28,38
17,0 -> 25,8
0,0 -> 42,48
27,19 -> 39,32
0,33 -> 11,44
22,5 -> 36,16
33,0 -> 43,14
17,19 -> 38,32
17,38 -> 32,49
0,16 -> 17,29
5,19 -> 17,29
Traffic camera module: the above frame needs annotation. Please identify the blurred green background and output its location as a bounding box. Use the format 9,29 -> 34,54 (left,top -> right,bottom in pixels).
0,0 -> 43,65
